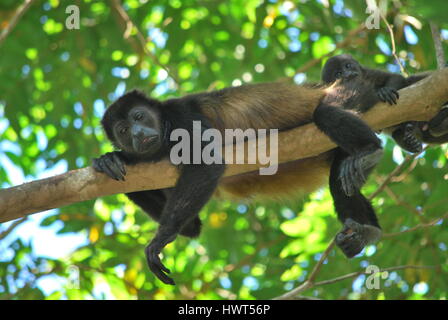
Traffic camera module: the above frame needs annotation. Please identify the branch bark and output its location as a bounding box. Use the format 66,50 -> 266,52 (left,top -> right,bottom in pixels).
430,22 -> 445,70
0,0 -> 35,48
1,68 -> 448,223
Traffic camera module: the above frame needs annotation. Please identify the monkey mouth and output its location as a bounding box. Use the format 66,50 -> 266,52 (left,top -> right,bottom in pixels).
142,136 -> 157,144
134,136 -> 159,153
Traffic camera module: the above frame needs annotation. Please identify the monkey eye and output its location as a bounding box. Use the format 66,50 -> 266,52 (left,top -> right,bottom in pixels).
134,112 -> 143,121
335,71 -> 342,78
345,63 -> 352,69
119,127 -> 128,135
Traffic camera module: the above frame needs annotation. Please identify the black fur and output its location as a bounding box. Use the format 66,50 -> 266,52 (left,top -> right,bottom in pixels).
316,58 -> 387,258
320,54 -> 448,257
93,90 -> 225,285
322,54 -> 448,153
93,78 -> 391,283
330,148 -> 381,257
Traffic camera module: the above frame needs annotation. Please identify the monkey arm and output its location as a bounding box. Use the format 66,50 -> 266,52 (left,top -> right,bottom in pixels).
145,162 -> 225,285
405,71 -> 433,86
367,69 -> 405,105
92,151 -> 127,181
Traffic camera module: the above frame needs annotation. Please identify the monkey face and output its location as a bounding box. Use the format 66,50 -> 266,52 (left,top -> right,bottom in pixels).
322,54 -> 361,84
112,105 -> 163,155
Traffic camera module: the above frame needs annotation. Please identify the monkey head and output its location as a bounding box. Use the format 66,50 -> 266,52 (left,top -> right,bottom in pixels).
101,90 -> 164,157
322,54 -> 362,84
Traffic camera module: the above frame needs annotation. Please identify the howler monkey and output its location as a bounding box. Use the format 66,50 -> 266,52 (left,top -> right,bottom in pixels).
93,81 -> 384,285
321,54 -> 448,153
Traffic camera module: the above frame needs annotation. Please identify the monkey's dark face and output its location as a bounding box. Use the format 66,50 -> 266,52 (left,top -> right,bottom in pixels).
111,105 -> 163,156
322,55 -> 361,84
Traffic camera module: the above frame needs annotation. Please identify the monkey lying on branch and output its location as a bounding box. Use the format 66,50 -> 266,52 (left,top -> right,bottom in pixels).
93,63 -> 448,285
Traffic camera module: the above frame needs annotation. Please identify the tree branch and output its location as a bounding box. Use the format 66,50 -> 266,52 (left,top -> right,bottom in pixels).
273,239 -> 335,300
383,212 -> 448,238
368,146 -> 426,200
430,22 -> 445,70
0,0 -> 35,48
110,0 -> 180,85
0,68 -> 447,223
273,265 -> 437,300
312,265 -> 435,287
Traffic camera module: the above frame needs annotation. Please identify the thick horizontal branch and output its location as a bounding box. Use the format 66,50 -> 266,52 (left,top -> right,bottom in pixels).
1,68 -> 448,223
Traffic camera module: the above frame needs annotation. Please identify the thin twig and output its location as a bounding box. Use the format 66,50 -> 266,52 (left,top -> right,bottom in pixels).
110,0 -> 180,85
0,0 -> 35,48
430,22 -> 445,70
378,183 -> 425,220
383,212 -> 448,238
313,265 -> 436,287
273,239 -> 335,300
390,157 -> 419,182
380,11 -> 408,76
0,217 -> 27,240
275,264 -> 436,300
307,239 -> 336,284
368,147 -> 426,200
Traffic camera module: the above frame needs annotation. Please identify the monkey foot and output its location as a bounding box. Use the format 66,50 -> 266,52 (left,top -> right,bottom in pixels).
145,242 -> 176,285
336,219 -> 382,258
402,124 -> 423,153
339,148 -> 383,196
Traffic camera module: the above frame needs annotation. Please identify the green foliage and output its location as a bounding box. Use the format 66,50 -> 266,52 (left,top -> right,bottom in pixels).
0,0 -> 447,300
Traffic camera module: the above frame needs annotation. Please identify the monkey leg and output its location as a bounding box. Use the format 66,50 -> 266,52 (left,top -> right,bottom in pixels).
179,218 -> 202,238
335,219 -> 382,258
391,123 -> 423,153
338,148 -> 383,196
313,102 -> 383,196
330,148 -> 382,258
146,162 -> 225,285
427,107 -> 448,138
93,152 -> 202,238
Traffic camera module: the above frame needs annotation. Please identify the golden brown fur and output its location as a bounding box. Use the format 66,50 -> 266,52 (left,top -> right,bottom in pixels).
96,78 -> 386,284
199,82 -> 325,132
216,152 -> 332,201
194,82 -> 333,202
